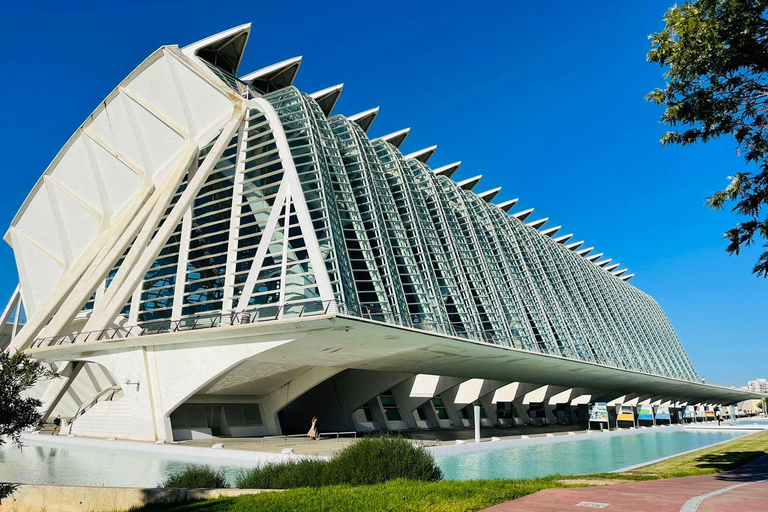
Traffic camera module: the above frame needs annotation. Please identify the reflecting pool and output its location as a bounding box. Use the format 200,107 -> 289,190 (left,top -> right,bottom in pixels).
0,441 -> 248,488
0,429 -> 749,487
435,429 -> 747,480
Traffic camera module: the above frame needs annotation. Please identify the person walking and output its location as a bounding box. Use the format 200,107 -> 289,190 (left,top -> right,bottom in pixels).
716,409 -> 722,426
307,416 -> 318,441
52,415 -> 62,436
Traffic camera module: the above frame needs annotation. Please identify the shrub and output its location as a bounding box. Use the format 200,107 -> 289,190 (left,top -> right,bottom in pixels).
160,465 -> 229,489
237,435 -> 442,489
236,458 -> 327,489
323,435 -> 443,486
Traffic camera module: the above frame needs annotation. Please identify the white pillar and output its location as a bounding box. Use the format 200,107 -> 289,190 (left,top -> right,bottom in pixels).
474,405 -> 481,443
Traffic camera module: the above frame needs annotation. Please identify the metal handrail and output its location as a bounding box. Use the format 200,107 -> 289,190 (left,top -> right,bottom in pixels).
258,431 -> 359,448
31,300 -> 337,349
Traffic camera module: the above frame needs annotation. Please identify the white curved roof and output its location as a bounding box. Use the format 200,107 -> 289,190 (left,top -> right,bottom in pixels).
405,145 -> 437,164
348,107 -> 379,133
457,175 -> 482,191
478,187 -> 502,202
495,198 -> 518,212
240,56 -> 302,93
512,208 -> 534,221
182,23 -> 251,76
433,161 -> 461,178
540,226 -> 561,237
309,84 -> 343,116
5,46 -> 238,316
376,128 -> 410,148
526,217 -> 548,229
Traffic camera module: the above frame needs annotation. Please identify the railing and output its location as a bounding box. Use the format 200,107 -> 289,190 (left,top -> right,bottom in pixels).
258,431 -> 358,449
31,300 -> 337,349
67,385 -> 123,429
27,299 -> 710,386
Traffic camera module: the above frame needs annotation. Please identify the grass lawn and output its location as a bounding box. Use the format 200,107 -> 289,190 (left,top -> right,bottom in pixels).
127,478 -> 570,512
631,429 -> 768,477
126,430 -> 768,512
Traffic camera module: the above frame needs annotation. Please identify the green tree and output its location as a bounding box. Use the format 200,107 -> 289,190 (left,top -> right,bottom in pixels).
0,351 -> 52,500
648,0 -> 768,276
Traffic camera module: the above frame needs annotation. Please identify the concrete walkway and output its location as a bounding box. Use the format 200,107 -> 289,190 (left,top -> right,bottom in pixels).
177,423 -> 589,455
483,455 -> 768,512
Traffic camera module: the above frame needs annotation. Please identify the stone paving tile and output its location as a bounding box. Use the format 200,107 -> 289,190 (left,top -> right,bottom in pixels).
483,455 -> 768,512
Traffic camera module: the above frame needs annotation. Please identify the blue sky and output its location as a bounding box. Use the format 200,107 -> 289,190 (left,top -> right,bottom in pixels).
0,1 -> 765,386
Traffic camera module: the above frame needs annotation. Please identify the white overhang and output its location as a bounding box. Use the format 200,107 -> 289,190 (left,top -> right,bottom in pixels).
478,187 -> 502,202
576,247 -> 594,256
540,226 -> 561,237
553,233 -> 572,243
376,128 -> 410,148
512,208 -> 534,221
405,145 -> 438,164
456,175 -> 482,191
612,268 -> 628,276
566,240 -> 584,250
586,253 -> 604,262
25,315 -> 761,405
240,56 -> 302,93
621,273 -> 636,281
605,263 -> 620,272
495,198 -> 519,212
309,84 -> 343,116
595,259 -> 612,267
348,107 -> 379,133
433,161 -> 461,178
182,24 -> 251,76
526,217 -> 549,229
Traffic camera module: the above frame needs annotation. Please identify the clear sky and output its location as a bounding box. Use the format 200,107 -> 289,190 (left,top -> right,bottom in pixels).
0,1 -> 765,386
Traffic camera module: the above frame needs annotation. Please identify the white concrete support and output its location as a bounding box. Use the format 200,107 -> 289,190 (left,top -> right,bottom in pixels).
443,379 -> 507,427
259,366 -> 344,434
391,374 -> 464,429
79,338 -> 293,441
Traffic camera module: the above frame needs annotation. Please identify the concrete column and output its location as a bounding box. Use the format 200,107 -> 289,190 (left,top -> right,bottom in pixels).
38,362 -> 84,423
390,375 -> 465,429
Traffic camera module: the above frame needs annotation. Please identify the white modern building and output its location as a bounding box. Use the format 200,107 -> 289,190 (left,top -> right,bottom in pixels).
748,379 -> 768,394
2,25 -> 761,442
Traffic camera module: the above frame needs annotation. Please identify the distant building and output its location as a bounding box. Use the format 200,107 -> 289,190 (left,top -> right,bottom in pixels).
748,379 -> 768,394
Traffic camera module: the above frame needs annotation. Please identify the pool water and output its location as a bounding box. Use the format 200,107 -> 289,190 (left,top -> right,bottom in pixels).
434,429 -> 747,480
0,441 -> 248,488
0,429 -> 749,486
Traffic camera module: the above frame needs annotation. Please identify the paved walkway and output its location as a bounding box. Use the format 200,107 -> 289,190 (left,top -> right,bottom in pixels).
483,455 -> 768,512
177,423 -> 588,455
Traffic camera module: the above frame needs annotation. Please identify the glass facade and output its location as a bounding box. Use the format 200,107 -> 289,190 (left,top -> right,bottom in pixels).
73,66 -> 698,382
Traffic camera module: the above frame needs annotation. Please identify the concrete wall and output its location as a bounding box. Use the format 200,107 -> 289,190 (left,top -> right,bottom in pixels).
0,485 -> 276,512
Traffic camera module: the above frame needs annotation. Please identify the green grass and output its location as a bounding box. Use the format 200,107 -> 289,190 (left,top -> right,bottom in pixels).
129,478 -> 570,512
160,465 -> 228,489
234,435 -> 442,489
125,429 -> 768,512
631,429 -> 768,477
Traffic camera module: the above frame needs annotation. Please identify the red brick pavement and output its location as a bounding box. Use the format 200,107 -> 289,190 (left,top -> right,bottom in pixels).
482,455 -> 768,512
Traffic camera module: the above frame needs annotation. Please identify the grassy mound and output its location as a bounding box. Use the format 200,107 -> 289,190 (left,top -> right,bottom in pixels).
160,465 -> 229,489
236,435 -> 442,489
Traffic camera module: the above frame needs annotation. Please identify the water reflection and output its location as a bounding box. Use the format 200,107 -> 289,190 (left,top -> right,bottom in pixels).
436,430 -> 746,480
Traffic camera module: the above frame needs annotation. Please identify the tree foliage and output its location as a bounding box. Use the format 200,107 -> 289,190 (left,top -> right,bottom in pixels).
0,351 -> 52,447
0,350 -> 51,500
648,0 -> 768,276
